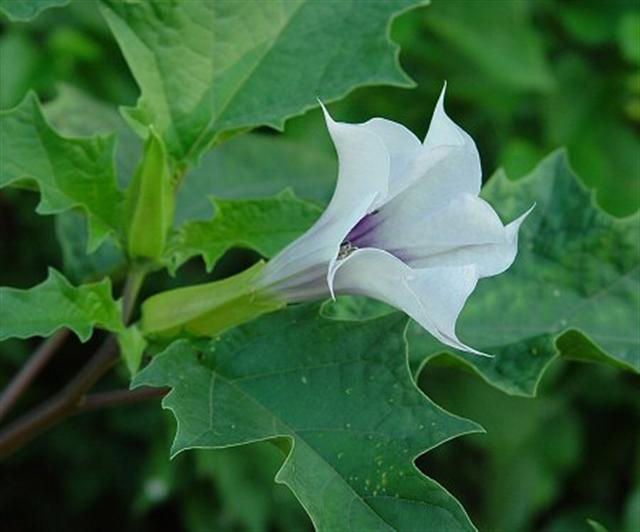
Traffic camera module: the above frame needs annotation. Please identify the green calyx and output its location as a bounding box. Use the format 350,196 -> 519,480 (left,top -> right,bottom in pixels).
125,127 -> 175,261
141,261 -> 285,338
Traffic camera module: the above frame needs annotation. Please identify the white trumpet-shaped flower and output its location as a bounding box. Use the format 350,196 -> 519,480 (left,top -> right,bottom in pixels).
257,88 -> 533,355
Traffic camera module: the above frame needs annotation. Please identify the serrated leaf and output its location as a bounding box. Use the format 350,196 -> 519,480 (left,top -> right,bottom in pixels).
0,0 -> 69,21
44,87 -> 137,282
175,128 -> 336,225
100,0 -> 425,166
407,150 -> 640,396
44,84 -> 142,185
0,268 -> 123,342
55,211 -> 126,284
133,305 -> 480,531
420,364 -> 584,532
168,190 -> 321,273
0,92 -> 123,252
193,443 -> 311,532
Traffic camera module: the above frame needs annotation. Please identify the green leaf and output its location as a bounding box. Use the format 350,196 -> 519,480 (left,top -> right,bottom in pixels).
175,128 -> 335,225
543,56 -> 640,217
42,87 -> 334,224
44,84 -> 142,185
558,3 -> 620,46
421,365 -> 583,532
623,486 -> 640,532
618,12 -> 640,65
0,30 -> 39,109
117,324 -> 147,377
0,268 -> 122,342
193,443 -> 311,532
0,0 -> 69,21
55,211 -> 126,284
587,519 -> 610,532
44,86 -> 136,282
424,0 -> 553,91
407,150 -> 640,396
0,92 -> 123,251
133,305 -> 479,531
168,189 -> 321,273
125,128 -> 174,261
100,0 -> 426,166
321,296 -> 395,322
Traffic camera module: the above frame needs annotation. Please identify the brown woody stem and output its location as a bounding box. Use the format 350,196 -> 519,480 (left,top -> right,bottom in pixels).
0,270 -> 148,461
80,387 -> 168,412
0,329 -> 70,423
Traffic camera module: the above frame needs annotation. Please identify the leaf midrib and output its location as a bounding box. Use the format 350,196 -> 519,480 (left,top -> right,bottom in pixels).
181,0 -> 307,164
203,368 -> 395,531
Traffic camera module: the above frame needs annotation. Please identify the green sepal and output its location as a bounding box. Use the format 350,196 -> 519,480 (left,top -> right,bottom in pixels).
141,261 -> 284,338
125,128 -> 175,261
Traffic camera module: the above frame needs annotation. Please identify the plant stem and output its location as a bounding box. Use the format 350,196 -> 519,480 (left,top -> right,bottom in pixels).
80,387 -> 168,412
0,329 -> 70,423
0,270 -> 147,460
0,336 -> 120,460
122,267 -> 146,323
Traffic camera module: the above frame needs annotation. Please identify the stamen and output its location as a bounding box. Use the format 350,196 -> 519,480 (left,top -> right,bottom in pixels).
338,241 -> 358,259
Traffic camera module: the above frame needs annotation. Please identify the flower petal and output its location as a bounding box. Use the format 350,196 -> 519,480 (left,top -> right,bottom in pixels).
359,117 -> 422,202
320,102 -> 390,216
259,193 -> 374,292
424,84 -> 478,159
364,87 -> 482,248
259,105 -> 389,291
331,248 -> 486,355
367,193 -> 533,279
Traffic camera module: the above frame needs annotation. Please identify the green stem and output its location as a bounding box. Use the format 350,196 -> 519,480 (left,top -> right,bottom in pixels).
122,267 -> 146,323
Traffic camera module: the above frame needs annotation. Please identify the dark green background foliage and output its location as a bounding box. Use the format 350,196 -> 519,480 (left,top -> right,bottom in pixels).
1,1 -> 638,531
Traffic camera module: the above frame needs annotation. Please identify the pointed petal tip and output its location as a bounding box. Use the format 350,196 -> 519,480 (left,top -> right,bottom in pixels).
437,81 -> 448,107
317,98 -> 335,125
507,202 -> 536,240
440,330 -> 492,358
424,81 -> 468,148
425,322 -> 491,357
463,345 -> 494,358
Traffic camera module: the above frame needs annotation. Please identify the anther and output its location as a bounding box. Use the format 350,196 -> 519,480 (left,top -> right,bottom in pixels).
338,241 -> 358,259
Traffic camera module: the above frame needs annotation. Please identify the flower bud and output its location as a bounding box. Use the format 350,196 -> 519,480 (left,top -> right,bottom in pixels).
125,128 -> 174,261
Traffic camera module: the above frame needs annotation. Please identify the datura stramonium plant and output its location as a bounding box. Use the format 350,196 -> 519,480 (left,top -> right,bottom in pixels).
142,88 -> 533,355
